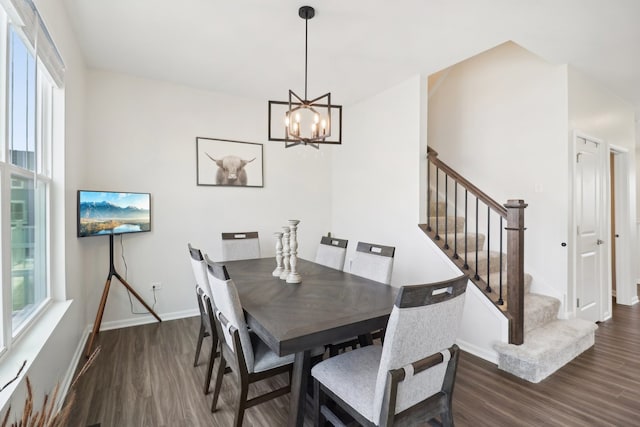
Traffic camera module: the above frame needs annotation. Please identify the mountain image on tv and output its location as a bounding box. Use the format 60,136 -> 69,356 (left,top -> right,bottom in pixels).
78,191 -> 151,237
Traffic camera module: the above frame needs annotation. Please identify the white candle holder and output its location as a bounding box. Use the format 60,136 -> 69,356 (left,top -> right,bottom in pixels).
280,226 -> 291,280
287,219 -> 302,283
273,232 -> 284,277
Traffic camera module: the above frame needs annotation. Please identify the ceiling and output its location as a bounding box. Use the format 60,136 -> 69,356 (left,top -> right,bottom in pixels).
61,0 -> 640,115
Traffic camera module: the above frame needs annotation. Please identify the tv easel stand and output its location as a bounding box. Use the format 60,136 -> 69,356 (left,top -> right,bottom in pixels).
85,234 -> 161,357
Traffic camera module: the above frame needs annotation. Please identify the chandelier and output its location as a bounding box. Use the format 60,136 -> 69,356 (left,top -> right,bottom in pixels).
268,6 -> 342,148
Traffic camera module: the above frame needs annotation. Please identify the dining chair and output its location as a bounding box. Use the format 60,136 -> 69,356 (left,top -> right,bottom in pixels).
315,235 -> 348,271
188,243 -> 218,395
312,275 -> 468,427
221,231 -> 261,261
327,241 -> 396,356
350,241 -> 396,285
205,259 -> 296,426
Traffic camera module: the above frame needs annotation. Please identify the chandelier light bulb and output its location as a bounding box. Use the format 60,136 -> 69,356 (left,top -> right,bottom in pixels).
314,113 -> 320,123
295,112 -> 301,123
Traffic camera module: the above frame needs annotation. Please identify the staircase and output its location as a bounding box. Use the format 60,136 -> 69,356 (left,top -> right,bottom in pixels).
423,149 -> 597,383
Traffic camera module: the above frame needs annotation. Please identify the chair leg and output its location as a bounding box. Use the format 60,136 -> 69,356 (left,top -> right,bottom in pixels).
313,379 -> 326,427
211,355 -> 226,412
194,321 -> 206,366
234,377 -> 249,427
440,407 -> 454,427
203,339 -> 217,394
329,345 -> 338,357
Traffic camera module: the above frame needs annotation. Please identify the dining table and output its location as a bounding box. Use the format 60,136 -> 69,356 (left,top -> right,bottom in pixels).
224,257 -> 398,427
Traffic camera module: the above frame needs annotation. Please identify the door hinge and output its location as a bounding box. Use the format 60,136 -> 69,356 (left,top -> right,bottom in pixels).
576,153 -> 582,163
577,298 -> 580,308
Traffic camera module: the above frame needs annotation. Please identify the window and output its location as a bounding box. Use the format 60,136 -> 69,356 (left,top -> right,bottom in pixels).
0,0 -> 61,344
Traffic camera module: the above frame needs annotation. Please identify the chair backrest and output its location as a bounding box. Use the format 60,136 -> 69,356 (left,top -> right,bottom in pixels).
315,236 -> 348,270
350,241 -> 395,284
221,231 -> 261,261
205,257 -> 255,373
372,275 -> 467,424
188,243 -> 213,301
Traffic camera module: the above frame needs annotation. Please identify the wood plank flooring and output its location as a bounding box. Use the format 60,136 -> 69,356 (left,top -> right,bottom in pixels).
66,296 -> 640,426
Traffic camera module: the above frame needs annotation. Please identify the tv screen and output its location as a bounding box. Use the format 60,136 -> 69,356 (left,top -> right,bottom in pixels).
77,190 -> 151,238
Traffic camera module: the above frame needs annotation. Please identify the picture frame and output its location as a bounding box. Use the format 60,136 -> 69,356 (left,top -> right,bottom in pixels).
196,137 -> 264,187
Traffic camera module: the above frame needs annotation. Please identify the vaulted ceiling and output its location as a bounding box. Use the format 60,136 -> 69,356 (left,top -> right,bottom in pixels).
62,0 -> 640,115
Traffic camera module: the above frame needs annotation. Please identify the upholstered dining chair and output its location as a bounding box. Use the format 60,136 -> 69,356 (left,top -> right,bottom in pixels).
188,243 -> 218,394
206,258 -> 324,426
315,235 -> 349,270
221,231 -> 261,261
327,241 -> 396,356
350,241 -> 396,285
312,275 -> 468,427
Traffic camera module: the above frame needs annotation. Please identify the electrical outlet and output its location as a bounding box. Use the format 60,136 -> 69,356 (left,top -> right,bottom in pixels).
151,282 -> 162,291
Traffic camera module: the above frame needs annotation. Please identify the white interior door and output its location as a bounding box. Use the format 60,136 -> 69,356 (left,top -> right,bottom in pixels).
575,136 -> 605,322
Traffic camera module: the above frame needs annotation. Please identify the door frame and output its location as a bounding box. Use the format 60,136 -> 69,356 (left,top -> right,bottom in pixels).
608,145 -> 637,307
570,131 -> 608,321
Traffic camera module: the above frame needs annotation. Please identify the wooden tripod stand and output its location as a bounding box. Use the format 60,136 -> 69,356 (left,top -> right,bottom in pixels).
85,234 -> 162,357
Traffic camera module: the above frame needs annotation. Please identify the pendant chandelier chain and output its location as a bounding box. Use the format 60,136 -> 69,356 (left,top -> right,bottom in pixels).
304,13 -> 308,101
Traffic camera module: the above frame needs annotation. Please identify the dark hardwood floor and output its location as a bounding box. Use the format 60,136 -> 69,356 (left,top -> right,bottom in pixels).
66,295 -> 640,426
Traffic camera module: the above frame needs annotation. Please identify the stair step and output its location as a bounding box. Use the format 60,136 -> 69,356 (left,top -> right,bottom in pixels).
480,272 -> 533,295
465,250 -> 505,275
494,319 -> 597,383
524,293 -> 560,333
428,201 -> 448,216
436,232 -> 485,254
427,216 -> 465,233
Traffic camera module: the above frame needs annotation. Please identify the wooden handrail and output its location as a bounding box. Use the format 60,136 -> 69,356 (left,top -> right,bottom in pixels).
427,148 -> 507,218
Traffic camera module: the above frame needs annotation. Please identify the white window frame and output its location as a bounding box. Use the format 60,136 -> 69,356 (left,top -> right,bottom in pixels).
0,11 -> 55,352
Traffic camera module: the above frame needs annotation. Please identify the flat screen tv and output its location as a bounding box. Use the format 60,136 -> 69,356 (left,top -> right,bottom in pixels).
77,190 -> 151,238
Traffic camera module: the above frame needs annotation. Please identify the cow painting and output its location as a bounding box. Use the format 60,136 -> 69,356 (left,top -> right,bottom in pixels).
205,153 -> 256,186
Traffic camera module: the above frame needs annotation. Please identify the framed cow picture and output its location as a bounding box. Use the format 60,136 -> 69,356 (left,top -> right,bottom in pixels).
196,137 -> 264,187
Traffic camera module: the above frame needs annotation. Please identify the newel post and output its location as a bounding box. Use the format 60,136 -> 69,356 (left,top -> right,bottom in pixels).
504,199 -> 527,345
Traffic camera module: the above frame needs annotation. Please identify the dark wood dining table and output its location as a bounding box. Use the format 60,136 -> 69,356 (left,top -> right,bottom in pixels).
224,257 -> 397,427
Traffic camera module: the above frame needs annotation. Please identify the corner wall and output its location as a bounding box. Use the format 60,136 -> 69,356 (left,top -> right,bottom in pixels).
82,70 -> 334,326
330,75 -> 455,285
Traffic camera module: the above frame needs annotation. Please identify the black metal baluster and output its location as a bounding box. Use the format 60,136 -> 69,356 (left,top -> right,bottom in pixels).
443,175 -> 449,250
463,190 -> 469,269
435,168 -> 440,240
474,197 -> 480,280
485,207 -> 492,293
453,182 -> 459,259
426,158 -> 431,232
498,216 -> 504,305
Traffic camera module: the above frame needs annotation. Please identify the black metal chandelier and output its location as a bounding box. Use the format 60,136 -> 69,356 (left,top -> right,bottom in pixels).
268,6 -> 342,148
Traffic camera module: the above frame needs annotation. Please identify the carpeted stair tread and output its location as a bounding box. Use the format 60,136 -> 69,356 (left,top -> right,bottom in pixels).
437,232 -> 485,253
481,272 -> 532,295
494,319 -> 597,383
427,216 -> 465,233
524,293 -> 560,333
465,250 -> 505,275
428,201 -> 448,216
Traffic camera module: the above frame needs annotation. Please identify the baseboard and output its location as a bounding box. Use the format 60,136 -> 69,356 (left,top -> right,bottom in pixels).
456,338 -> 498,365
632,295 -> 639,306
57,325 -> 91,412
99,308 -> 199,332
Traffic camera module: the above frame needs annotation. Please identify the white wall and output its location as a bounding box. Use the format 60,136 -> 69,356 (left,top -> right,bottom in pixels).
567,67 -> 638,308
82,71 -> 334,326
330,75 -> 455,285
427,41 -> 569,308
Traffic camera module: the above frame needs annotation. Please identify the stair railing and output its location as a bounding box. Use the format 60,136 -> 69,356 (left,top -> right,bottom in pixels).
426,147 -> 527,345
